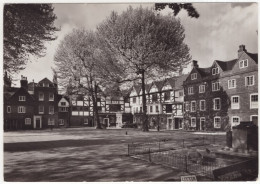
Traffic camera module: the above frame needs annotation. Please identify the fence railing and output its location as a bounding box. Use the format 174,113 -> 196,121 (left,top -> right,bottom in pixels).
127,136 -> 224,179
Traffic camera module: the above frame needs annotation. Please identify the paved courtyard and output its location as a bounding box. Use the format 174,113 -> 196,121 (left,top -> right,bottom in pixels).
4,128 -> 226,182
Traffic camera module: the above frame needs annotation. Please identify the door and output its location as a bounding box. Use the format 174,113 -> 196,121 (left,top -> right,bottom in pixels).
174,118 -> 179,129
104,118 -> 109,127
251,115 -> 258,125
34,116 -> 42,129
168,119 -> 172,130
200,118 -> 205,131
36,118 -> 41,128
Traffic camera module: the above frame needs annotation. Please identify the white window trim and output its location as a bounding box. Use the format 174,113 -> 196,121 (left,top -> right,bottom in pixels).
250,93 -> 258,109
245,75 -> 255,86
49,93 -> 54,101
214,116 -> 221,128
212,82 -> 220,91
228,79 -> 236,89
18,106 -> 26,113
191,73 -> 197,80
231,116 -> 240,127
199,85 -> 205,93
191,101 -> 196,112
231,95 -> 240,109
250,115 -> 258,121
213,98 -> 221,110
200,100 -> 206,111
239,59 -> 248,68
188,87 -> 194,95
39,106 -> 44,114
39,92 -> 44,101
49,106 -> 54,114
19,96 -> 26,101
191,117 -> 196,127
200,117 -> 205,130
212,67 -> 219,75
25,118 -> 31,125
185,102 -> 190,112
7,106 -> 11,113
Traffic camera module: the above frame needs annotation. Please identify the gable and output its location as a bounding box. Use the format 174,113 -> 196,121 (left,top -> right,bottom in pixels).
58,97 -> 70,107
232,52 -> 258,72
38,78 -> 54,87
8,87 -> 34,103
161,80 -> 172,91
186,67 -> 202,82
139,89 -> 147,95
130,88 -> 137,97
149,83 -> 158,93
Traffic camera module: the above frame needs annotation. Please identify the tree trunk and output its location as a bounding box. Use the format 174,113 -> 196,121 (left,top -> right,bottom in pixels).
93,84 -> 102,129
141,69 -> 149,132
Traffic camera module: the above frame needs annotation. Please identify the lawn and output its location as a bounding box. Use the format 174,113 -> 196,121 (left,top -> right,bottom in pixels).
4,128 -> 226,182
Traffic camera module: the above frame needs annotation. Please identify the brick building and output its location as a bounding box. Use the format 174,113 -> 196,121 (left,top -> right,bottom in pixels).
183,45 -> 258,131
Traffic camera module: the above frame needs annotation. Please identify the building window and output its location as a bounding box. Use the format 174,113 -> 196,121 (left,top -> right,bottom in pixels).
250,94 -> 258,109
250,115 -> 258,125
7,106 -> 11,113
228,79 -> 236,89
164,91 -> 170,101
48,118 -> 55,125
152,94 -> 157,102
239,59 -> 248,68
200,100 -> 206,111
188,87 -> 194,95
232,116 -> 240,127
179,91 -> 184,97
49,106 -> 54,114
214,117 -> 221,128
25,118 -> 31,125
185,102 -> 190,112
191,101 -> 196,112
212,82 -> 220,91
19,96 -> 26,101
59,107 -> 68,112
150,106 -> 153,113
61,102 -> 66,106
59,119 -> 65,126
39,92 -> 44,101
18,106 -> 26,113
156,105 -> 159,113
200,117 -> 205,130
199,85 -> 205,93
245,76 -> 255,86
133,97 -> 136,104
49,93 -> 54,101
231,96 -> 240,109
166,104 -> 172,113
191,117 -> 196,127
191,73 -> 197,80
39,106 -> 44,114
213,98 -> 221,110
212,67 -> 219,75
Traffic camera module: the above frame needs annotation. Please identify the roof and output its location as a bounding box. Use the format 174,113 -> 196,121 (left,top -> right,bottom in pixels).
246,52 -> 258,64
215,59 -> 237,71
154,80 -> 165,91
173,74 -> 188,90
196,67 -> 211,77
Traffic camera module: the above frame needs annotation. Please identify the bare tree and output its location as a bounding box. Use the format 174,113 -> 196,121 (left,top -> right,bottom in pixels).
54,29 -> 115,129
98,6 -> 191,131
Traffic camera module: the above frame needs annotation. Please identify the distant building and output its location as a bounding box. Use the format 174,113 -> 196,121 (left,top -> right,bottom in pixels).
57,95 -> 70,127
183,45 -> 258,131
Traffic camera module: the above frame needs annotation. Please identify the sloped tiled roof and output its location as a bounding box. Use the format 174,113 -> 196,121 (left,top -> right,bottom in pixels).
247,52 -> 258,64
215,59 -> 237,71
196,67 -> 211,77
154,80 -> 165,91
173,74 -> 188,90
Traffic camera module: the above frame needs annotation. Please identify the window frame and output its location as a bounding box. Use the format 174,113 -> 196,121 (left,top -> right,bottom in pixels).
7,106 -> 11,113
199,85 -> 205,93
245,75 -> 255,86
191,101 -> 196,112
19,96 -> 26,101
228,79 -> 236,89
213,98 -> 221,110
239,59 -> 249,68
39,105 -> 44,114
49,93 -> 54,101
18,106 -> 26,113
49,106 -> 55,114
39,92 -> 44,101
191,73 -> 197,80
191,117 -> 196,127
214,117 -> 221,128
212,67 -> 219,75
231,96 -> 240,109
25,118 -> 31,125
200,100 -> 206,111
212,82 -> 220,91
188,87 -> 194,95
231,116 -> 240,127
250,93 -> 258,109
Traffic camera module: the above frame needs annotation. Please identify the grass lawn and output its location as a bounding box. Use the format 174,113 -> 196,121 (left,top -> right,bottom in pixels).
4,128 -> 226,182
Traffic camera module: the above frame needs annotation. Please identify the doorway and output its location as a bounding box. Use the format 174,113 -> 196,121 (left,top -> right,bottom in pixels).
167,118 -> 173,130
34,116 -> 42,129
200,117 -> 205,131
104,118 -> 109,127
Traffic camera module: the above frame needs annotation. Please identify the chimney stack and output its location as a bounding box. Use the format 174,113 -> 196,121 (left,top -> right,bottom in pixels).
238,45 -> 247,58
192,60 -> 199,68
20,75 -> 28,90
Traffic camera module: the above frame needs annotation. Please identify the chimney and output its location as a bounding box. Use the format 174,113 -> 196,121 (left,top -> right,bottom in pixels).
192,60 -> 199,68
20,75 -> 28,90
238,45 -> 247,58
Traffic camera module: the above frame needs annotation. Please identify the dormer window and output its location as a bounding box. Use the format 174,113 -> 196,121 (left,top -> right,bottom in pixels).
19,96 -> 26,101
239,59 -> 248,68
191,73 -> 197,80
212,67 -> 219,75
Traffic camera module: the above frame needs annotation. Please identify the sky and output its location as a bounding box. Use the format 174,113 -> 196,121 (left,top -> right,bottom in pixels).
11,2 -> 258,87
